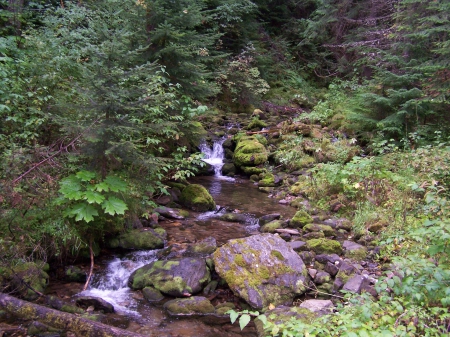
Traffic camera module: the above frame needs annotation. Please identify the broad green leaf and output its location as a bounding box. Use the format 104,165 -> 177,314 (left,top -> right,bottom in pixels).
256,314 -> 267,326
83,190 -> 105,204
76,170 -> 96,182
228,310 -> 239,324
95,181 -> 110,192
428,244 -> 445,256
239,314 -> 251,330
102,196 -> 128,215
103,175 -> 127,192
59,175 -> 82,200
68,202 -> 98,223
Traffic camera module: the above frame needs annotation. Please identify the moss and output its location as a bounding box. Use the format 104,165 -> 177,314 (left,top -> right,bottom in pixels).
290,210 -> 313,228
258,173 -> 276,187
306,238 -> 343,254
271,250 -> 285,261
164,297 -> 215,315
303,224 -> 334,237
233,136 -> 268,168
242,166 -> 265,175
179,210 -> 190,218
246,117 -> 267,130
60,304 -> 85,314
158,276 -> 192,295
235,254 -> 246,267
260,220 -> 284,233
180,184 -> 216,211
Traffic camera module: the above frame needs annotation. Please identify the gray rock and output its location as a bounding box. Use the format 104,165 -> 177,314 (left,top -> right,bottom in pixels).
314,271 -> 331,285
187,236 -> 217,255
129,258 -> 211,297
143,286 -> 165,303
324,262 -> 339,276
76,296 -> 114,313
213,233 -> 308,310
299,299 -> 334,315
342,275 -> 370,294
155,206 -> 186,220
315,254 -> 341,265
343,240 -> 368,260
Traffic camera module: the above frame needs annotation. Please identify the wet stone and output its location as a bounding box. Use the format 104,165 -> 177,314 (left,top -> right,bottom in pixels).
259,213 -> 281,226
315,254 -> 341,265
142,286 -> 165,303
76,296 -> 114,313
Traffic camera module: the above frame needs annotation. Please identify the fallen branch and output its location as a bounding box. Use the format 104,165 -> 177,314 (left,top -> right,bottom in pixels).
0,293 -> 147,337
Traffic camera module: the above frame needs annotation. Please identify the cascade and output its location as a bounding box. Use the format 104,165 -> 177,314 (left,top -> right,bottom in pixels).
79,250 -> 158,315
199,138 -> 227,177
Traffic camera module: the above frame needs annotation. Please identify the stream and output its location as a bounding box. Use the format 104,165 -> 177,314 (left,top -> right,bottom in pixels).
66,140 -> 297,336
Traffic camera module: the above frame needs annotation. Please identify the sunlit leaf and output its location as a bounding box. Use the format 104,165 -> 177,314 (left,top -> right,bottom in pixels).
68,202 -> 98,223
102,196 -> 128,215
229,310 -> 239,324
239,314 -> 251,330
83,190 -> 105,204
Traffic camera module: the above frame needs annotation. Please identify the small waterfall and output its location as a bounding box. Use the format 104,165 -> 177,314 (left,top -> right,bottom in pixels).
199,138 -> 226,177
79,250 -> 158,315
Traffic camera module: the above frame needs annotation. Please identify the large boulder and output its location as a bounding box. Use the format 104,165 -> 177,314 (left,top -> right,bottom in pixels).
128,258 -> 211,297
233,136 -> 268,169
108,228 -> 166,250
179,184 -> 216,212
213,234 -> 308,310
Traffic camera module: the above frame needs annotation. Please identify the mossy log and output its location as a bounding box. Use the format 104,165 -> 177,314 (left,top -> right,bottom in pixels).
0,293 -> 146,337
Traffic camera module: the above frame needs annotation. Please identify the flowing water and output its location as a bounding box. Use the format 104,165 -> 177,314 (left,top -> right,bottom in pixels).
71,139 -> 297,336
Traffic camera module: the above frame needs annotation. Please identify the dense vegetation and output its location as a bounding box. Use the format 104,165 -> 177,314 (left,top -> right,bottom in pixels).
1,0 -> 449,335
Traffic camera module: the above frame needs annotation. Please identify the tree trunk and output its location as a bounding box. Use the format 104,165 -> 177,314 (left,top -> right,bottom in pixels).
0,293 -> 147,337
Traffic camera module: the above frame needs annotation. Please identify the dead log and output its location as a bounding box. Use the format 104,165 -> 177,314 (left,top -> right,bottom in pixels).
0,293 -> 146,337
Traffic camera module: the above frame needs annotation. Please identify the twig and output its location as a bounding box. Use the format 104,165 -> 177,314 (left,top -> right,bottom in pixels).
12,119 -> 100,185
83,237 -> 95,291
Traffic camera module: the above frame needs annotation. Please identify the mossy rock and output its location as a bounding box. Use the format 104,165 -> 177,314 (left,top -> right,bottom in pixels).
233,136 -> 268,168
179,184 -> 216,212
260,220 -> 285,233
222,163 -> 236,176
242,166 -> 265,175
129,257 -> 211,297
246,118 -> 267,130
5,262 -> 49,301
303,224 -> 335,237
164,296 -> 215,316
306,238 -> 343,255
213,234 -> 308,310
290,210 -> 313,228
258,173 -> 276,187
108,228 -> 166,250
